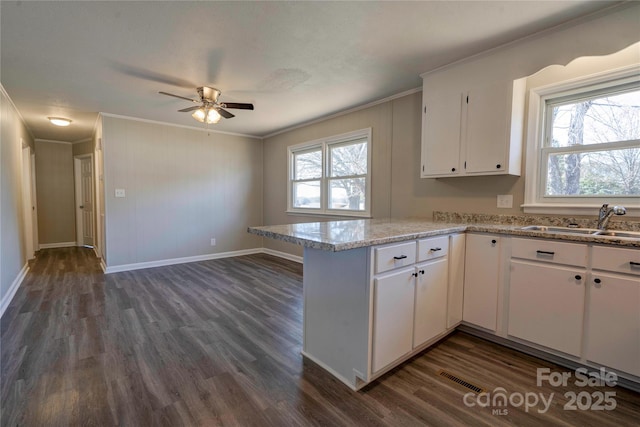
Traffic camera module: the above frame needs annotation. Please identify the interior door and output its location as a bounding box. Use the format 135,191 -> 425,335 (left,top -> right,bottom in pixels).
80,156 -> 94,246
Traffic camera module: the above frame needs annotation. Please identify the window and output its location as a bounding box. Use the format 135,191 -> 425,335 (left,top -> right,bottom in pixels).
524,68 -> 640,215
288,128 -> 371,216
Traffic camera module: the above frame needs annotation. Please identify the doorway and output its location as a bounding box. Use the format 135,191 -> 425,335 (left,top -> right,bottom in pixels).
74,154 -> 95,247
21,144 -> 38,259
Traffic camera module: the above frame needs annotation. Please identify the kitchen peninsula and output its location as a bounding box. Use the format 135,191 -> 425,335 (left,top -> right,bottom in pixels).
248,217 -> 640,390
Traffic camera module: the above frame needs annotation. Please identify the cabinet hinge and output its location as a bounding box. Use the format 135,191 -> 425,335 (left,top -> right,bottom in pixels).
424,106 -> 426,113
466,95 -> 469,104
464,161 -> 467,169
422,165 -> 425,172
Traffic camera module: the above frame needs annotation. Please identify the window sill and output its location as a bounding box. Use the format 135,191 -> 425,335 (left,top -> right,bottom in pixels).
522,204 -> 640,217
286,210 -> 372,219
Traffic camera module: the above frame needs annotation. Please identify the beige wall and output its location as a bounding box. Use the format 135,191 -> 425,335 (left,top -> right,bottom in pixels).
263,6 -> 640,256
1,86 -> 34,310
72,139 -> 94,157
102,116 -> 263,268
35,140 -> 76,245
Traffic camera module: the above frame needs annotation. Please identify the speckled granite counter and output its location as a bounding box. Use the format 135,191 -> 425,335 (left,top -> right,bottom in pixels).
248,218 -> 640,251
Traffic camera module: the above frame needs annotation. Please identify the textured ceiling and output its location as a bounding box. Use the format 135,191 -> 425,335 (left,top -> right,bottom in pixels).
0,1 -> 621,141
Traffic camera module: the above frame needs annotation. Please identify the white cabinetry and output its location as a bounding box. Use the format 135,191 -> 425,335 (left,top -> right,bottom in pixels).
509,261 -> 586,356
463,234 -> 502,331
420,73 -> 524,178
508,238 -> 588,357
372,268 -> 415,372
587,246 -> 640,377
371,235 -> 451,374
414,258 -> 449,348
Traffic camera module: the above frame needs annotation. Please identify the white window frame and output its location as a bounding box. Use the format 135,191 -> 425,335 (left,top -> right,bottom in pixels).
523,65 -> 640,216
287,128 -> 372,217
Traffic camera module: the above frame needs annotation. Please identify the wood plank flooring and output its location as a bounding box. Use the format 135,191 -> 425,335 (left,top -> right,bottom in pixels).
1,247 -> 639,426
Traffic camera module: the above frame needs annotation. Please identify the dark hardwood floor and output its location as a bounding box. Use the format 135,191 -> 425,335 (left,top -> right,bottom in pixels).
1,247 -> 639,426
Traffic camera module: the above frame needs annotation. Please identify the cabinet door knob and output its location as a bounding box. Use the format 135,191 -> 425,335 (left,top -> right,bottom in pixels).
412,272 -> 419,278
491,239 -> 497,244
496,164 -> 501,169
594,278 -> 601,284
451,167 -> 456,172
575,275 -> 582,280
419,269 -> 425,275
393,255 -> 408,260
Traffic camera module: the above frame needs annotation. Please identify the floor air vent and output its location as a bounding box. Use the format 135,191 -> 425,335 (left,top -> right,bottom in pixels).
437,369 -> 485,394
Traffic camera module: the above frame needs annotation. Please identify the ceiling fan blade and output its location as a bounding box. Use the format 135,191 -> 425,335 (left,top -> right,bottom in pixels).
159,91 -> 199,103
216,108 -> 235,119
221,102 -> 254,110
178,106 -> 201,113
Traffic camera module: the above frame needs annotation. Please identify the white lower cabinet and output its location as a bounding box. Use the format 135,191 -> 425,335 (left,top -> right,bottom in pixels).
371,235 -> 453,374
372,268 -> 415,373
508,260 -> 586,357
414,258 -> 449,348
587,271 -> 640,377
463,234 -> 501,331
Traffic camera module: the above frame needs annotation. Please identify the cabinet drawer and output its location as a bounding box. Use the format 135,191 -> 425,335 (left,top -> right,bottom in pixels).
592,246 -> 640,276
511,238 -> 587,267
417,236 -> 449,262
374,242 -> 417,274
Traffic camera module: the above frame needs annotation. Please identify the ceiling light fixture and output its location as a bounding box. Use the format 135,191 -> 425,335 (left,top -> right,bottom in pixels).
191,108 -> 221,124
48,117 -> 72,127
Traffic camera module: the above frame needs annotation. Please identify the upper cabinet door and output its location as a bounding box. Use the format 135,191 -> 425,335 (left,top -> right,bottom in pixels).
465,82 -> 509,174
421,82 -> 462,177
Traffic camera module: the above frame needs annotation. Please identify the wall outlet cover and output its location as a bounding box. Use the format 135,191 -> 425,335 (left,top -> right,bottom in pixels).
497,194 -> 513,208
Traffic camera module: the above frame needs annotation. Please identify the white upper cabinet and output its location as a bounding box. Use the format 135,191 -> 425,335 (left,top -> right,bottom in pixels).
420,70 -> 524,178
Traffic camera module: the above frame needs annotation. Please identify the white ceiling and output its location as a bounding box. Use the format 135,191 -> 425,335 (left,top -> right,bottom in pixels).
1,1 -> 621,141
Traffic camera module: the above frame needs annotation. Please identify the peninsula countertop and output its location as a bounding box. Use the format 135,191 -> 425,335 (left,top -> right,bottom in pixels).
248,218 -> 640,251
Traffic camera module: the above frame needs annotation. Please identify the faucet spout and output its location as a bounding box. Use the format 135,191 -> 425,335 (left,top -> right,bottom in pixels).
597,204 -> 626,230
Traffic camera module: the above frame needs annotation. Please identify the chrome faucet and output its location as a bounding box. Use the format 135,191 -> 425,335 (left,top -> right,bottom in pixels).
597,204 -> 626,230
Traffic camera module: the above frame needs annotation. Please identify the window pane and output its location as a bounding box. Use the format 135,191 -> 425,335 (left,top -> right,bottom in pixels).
545,147 -> 640,196
294,150 -> 322,180
329,178 -> 366,210
329,140 -> 367,177
547,89 -> 640,148
293,181 -> 320,208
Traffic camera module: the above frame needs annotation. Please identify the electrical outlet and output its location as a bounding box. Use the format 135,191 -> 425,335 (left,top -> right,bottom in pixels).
210,238 -> 216,246
497,194 -> 513,209
115,188 -> 126,198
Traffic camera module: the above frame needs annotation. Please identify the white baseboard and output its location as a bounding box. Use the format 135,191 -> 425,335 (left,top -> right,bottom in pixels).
261,248 -> 303,263
39,241 -> 76,249
104,248 -> 264,274
0,263 -> 29,319
103,247 -> 303,274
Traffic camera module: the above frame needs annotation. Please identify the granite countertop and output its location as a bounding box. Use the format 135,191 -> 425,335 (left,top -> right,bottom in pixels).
248,218 -> 640,251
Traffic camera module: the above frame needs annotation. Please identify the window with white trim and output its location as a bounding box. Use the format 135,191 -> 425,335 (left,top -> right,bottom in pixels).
288,128 -> 371,217
524,69 -> 640,214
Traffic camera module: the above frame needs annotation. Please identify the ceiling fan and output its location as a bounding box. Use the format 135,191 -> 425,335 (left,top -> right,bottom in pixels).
159,86 -> 254,124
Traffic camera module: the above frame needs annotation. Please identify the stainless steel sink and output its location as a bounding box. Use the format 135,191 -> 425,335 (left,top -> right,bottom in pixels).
592,230 -> 640,238
520,225 -> 599,235
520,225 -> 640,240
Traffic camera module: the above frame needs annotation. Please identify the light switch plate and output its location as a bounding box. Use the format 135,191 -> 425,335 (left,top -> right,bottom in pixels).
497,194 -> 513,208
115,188 -> 126,198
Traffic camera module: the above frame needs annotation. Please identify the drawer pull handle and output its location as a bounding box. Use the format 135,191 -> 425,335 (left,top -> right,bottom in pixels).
536,250 -> 555,256
630,261 -> 640,267
393,255 -> 408,260
491,239 -> 497,244
430,247 -> 442,252
575,275 -> 582,280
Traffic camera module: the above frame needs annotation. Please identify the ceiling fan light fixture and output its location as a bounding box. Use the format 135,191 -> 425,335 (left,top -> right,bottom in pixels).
48,117 -> 72,127
192,108 -> 221,124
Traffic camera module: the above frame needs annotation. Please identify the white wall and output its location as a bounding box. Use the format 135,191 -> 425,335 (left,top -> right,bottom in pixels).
0,86 -> 34,316
101,115 -> 264,269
